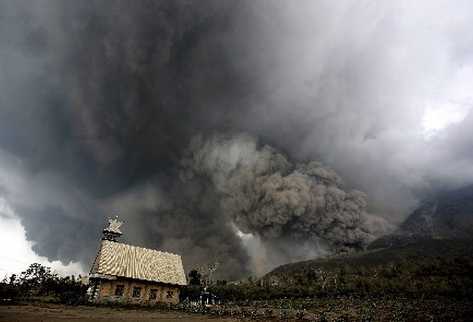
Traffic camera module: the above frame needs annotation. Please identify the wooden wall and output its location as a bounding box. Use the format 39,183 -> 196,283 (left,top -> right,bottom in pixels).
95,278 -> 180,305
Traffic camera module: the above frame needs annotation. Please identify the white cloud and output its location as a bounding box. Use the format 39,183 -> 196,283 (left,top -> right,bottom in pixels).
0,198 -> 84,278
422,102 -> 471,139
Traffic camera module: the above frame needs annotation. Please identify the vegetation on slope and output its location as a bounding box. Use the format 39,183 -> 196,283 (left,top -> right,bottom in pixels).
205,239 -> 473,301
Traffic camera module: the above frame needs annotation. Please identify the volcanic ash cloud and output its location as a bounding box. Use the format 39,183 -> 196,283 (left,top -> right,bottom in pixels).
181,134 -> 391,255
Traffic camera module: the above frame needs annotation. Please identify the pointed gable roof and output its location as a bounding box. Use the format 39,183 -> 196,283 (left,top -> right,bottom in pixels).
90,240 -> 187,286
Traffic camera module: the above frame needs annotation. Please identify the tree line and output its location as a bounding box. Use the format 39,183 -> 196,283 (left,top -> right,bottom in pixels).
0,263 -> 87,304
181,255 -> 473,303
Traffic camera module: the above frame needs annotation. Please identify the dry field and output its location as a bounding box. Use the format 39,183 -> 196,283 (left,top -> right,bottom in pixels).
0,304 -> 236,322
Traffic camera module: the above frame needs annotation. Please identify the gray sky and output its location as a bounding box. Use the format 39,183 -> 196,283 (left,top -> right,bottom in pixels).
1,0 -> 473,277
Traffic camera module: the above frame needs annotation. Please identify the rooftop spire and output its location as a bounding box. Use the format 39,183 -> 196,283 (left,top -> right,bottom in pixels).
102,215 -> 123,241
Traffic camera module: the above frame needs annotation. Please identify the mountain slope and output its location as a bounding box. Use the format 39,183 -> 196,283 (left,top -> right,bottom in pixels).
262,238 -> 473,287
370,185 -> 473,248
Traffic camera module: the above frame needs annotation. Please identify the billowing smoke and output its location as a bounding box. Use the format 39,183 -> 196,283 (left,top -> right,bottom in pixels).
181,134 -> 389,267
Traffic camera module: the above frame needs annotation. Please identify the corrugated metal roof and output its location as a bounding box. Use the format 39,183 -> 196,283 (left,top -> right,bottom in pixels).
90,240 -> 187,286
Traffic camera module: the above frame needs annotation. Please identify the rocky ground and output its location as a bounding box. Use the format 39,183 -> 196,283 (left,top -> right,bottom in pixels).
1,296 -> 472,322
183,296 -> 472,321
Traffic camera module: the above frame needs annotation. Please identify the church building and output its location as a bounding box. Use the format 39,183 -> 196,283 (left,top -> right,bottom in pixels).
88,217 -> 187,305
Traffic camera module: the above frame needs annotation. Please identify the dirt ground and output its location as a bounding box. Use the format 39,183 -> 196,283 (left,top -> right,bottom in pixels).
0,304 -> 237,322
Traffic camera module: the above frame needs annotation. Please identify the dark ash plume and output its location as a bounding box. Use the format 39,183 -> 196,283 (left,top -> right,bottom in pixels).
181,134 -> 390,255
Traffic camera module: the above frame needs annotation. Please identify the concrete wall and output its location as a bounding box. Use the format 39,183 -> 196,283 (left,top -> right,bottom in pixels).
95,278 -> 181,305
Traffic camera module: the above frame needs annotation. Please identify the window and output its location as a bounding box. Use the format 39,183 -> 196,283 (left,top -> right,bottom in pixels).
149,289 -> 158,300
114,285 -> 124,296
132,287 -> 142,298
166,290 -> 174,299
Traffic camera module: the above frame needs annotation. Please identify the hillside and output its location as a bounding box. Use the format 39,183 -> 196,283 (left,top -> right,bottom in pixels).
262,238 -> 473,289
372,185 -> 473,248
